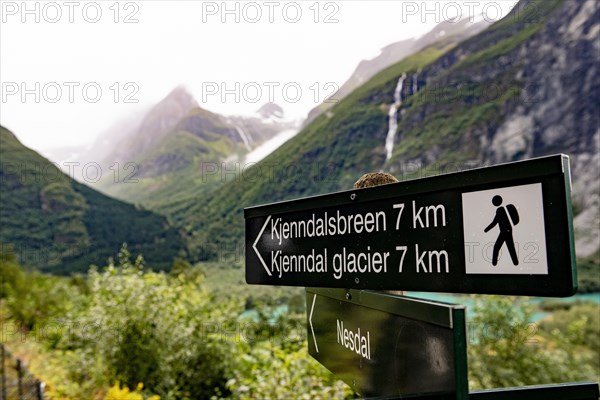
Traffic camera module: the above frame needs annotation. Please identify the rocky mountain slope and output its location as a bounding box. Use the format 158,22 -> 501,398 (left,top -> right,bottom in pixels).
383,0 -> 599,257
177,0 -> 598,265
304,17 -> 492,125
48,86 -> 297,213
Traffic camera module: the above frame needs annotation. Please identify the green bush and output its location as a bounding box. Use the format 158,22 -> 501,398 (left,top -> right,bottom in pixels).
1,249 -> 77,330
468,296 -> 598,389
225,341 -> 353,399
60,245 -> 235,399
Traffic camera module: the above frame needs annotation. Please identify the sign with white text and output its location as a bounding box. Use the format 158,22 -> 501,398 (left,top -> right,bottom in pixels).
245,155 -> 576,296
305,288 -> 468,399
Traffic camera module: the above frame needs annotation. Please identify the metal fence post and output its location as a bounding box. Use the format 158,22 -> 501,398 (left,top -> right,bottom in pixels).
0,345 -> 5,400
16,359 -> 22,400
36,380 -> 44,400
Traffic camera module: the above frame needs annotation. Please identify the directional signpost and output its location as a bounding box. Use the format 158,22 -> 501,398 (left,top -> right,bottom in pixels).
244,154 -> 597,399
245,155 -> 577,296
305,288 -> 468,399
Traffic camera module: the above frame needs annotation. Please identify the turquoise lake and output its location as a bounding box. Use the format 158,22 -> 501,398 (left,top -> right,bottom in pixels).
406,292 -> 600,321
240,293 -> 600,323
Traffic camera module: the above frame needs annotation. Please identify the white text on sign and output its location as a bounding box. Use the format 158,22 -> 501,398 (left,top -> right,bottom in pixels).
337,319 -> 371,360
263,201 -> 451,279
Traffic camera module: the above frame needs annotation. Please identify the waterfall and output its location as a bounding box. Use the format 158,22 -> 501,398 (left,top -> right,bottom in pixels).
385,73 -> 406,161
235,125 -> 252,151
412,71 -> 419,95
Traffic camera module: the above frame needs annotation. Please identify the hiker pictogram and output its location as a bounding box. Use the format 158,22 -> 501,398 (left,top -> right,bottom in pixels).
462,183 -> 548,275
484,195 -> 520,266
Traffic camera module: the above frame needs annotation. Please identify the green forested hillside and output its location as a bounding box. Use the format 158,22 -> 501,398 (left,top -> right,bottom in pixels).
175,0 -> 556,253
0,126 -> 185,273
95,106 -> 250,213
173,44 -> 449,260
92,88 -> 292,215
304,17 -> 492,125
174,0 -> 595,263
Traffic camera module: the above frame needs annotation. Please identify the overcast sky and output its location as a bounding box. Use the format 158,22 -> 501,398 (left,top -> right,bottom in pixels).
1,1 -> 516,152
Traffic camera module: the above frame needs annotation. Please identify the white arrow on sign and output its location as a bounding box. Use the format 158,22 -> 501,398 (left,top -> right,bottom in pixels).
309,293 -> 319,353
252,215 -> 272,276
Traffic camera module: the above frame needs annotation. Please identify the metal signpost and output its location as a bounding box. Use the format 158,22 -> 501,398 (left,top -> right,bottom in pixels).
244,154 -> 599,399
246,155 -> 576,296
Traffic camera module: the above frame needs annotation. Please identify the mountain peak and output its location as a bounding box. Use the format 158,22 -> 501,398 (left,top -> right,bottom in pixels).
163,85 -> 199,110
256,102 -> 284,120
113,86 -> 199,159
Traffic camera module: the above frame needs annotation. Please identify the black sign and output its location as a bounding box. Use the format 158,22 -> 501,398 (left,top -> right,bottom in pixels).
306,288 -> 468,399
245,155 -> 577,296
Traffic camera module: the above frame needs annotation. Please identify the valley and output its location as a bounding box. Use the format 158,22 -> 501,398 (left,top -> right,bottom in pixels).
1,0 -> 598,398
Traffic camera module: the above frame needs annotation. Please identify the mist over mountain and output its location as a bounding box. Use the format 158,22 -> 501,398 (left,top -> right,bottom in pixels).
42,19 -> 492,212
41,108 -> 147,171
74,88 -> 299,213
107,86 -> 200,166
256,102 -> 285,120
304,17 -> 492,125
19,0 -> 598,273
